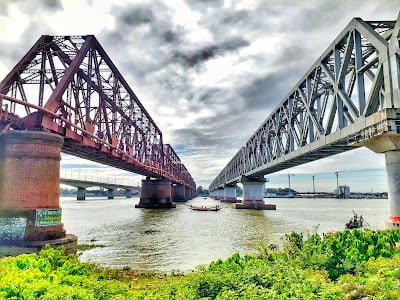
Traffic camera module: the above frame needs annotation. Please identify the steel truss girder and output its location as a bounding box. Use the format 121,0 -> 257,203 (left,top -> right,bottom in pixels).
210,14 -> 400,191
0,35 -> 195,190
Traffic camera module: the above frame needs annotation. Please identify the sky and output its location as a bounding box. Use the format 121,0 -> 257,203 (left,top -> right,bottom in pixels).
0,0 -> 398,192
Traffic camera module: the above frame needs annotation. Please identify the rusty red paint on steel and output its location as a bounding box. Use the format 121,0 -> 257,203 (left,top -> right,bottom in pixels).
0,35 -> 195,190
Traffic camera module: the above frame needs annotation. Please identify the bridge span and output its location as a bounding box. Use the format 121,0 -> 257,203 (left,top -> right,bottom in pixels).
0,35 -> 195,254
60,173 -> 139,200
210,13 -> 400,226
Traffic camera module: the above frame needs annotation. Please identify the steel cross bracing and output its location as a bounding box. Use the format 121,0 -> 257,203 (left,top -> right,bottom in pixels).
0,35 -> 195,190
210,14 -> 400,191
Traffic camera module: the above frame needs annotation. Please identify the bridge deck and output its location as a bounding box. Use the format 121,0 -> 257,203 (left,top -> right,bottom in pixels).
210,14 -> 400,190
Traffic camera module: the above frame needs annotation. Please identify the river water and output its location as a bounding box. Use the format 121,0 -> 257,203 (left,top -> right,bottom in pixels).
61,196 -> 389,272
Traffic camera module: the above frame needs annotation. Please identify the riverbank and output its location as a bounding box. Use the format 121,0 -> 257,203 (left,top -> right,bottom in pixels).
1,229 -> 400,299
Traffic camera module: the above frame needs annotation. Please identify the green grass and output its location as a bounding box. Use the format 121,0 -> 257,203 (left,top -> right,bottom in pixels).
1,229 -> 400,299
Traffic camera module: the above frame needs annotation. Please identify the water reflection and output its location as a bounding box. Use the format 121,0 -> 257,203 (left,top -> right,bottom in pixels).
60,196 -> 389,272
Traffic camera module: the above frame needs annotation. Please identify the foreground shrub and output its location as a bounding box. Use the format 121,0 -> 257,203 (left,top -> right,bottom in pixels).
0,229 -> 400,299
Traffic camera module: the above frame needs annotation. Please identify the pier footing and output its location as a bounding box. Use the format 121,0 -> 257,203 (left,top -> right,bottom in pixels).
135,178 -> 176,208
221,198 -> 241,203
0,131 -> 77,256
235,177 -> 276,210
172,184 -> 187,202
364,135 -> 400,227
0,234 -> 78,256
77,187 -> 86,200
235,201 -> 277,210
222,185 -> 238,202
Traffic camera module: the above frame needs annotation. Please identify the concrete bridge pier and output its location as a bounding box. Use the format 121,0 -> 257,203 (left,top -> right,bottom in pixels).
185,186 -> 192,200
77,187 -> 86,200
172,184 -> 187,202
215,188 -> 224,200
125,189 -> 132,198
222,184 -> 239,203
0,131 -> 77,256
235,177 -> 276,210
385,150 -> 400,227
135,178 -> 175,208
107,188 -> 114,199
363,135 -> 400,227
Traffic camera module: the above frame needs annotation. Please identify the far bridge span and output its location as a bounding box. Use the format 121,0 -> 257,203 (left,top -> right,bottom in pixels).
210,13 -> 400,228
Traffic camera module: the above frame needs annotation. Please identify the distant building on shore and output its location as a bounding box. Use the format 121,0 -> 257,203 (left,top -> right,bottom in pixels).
334,185 -> 350,197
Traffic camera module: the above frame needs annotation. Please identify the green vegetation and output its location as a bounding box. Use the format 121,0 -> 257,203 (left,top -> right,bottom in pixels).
1,229 -> 400,299
265,187 -> 297,195
76,244 -> 106,251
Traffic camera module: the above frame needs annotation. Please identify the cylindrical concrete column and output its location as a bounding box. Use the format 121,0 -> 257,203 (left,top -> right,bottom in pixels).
385,151 -> 400,226
135,179 -> 175,208
77,187 -> 86,200
172,184 -> 187,202
236,178 -> 276,210
185,186 -> 191,200
215,188 -> 224,200
363,135 -> 400,227
107,189 -> 114,199
222,186 -> 238,203
242,181 -> 264,204
0,130 -> 77,255
125,189 -> 132,198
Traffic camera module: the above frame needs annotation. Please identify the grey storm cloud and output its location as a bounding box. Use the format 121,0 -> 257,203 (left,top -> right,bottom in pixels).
1,0 -> 62,15
0,0 -> 398,185
118,5 -> 153,26
0,22 -> 54,72
97,1 -> 398,184
173,38 -> 249,67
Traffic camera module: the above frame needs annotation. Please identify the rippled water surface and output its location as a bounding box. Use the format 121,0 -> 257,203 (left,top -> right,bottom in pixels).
61,196 -> 389,271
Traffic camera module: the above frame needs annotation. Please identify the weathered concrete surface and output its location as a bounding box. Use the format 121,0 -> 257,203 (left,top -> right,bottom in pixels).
235,178 -> 276,210
172,184 -> 187,202
77,187 -> 86,200
0,234 -> 77,256
221,186 -> 239,203
135,178 -> 175,208
365,135 -> 400,227
0,131 -> 77,255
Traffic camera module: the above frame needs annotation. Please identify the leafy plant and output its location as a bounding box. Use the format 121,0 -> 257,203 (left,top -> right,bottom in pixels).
1,229 -> 400,299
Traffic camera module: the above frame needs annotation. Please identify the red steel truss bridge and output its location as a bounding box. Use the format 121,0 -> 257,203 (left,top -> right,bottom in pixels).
0,35 -> 195,191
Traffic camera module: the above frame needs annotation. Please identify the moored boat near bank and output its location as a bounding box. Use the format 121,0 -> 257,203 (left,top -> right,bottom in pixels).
189,204 -> 221,211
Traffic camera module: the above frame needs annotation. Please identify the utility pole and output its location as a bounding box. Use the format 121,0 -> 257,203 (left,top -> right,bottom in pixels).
312,175 -> 315,194
335,172 -> 339,189
334,170 -> 345,197
288,173 -> 295,194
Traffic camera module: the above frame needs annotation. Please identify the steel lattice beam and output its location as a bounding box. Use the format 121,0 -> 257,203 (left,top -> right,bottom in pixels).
0,35 -> 195,190
210,15 -> 400,191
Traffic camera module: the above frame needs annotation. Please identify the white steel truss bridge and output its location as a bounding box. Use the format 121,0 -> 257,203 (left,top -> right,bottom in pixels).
210,13 -> 400,223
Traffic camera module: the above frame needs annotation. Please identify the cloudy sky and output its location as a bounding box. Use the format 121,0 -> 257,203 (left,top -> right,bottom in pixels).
0,0 -> 398,192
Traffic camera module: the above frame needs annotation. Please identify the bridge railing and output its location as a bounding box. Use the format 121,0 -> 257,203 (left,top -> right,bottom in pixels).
210,14 -> 400,190
60,170 -> 138,187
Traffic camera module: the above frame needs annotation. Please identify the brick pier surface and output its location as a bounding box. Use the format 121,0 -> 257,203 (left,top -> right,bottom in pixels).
0,131 -> 77,256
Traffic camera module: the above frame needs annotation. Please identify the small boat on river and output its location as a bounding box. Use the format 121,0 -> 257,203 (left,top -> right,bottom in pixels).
345,211 -> 364,229
189,204 -> 221,211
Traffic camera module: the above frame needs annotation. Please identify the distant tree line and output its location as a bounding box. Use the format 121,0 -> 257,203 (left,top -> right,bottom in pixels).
265,188 -> 297,195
